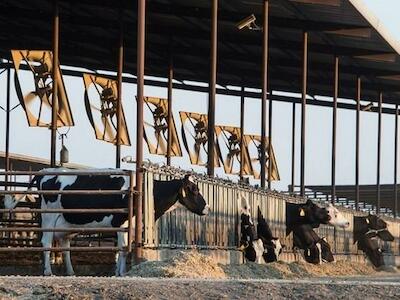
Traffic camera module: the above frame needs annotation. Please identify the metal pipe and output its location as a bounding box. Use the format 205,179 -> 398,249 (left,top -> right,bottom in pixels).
331,56 -> 339,204
300,31 -> 308,197
0,170 -> 130,176
240,86 -> 245,181
5,63 -> 11,190
268,90 -> 272,189
167,43 -> 173,166
116,8 -> 124,168
135,0 -> 146,263
0,208 -> 128,213
50,0 -> 59,167
291,102 -> 296,194
127,171 -> 134,252
260,0 -> 269,189
207,0 -> 218,177
395,104 -> 399,218
0,247 -> 125,252
0,227 -> 128,233
355,77 -> 361,211
376,92 -> 383,214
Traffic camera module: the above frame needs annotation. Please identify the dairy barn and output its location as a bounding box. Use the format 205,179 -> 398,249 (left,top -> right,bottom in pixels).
0,0 -> 400,298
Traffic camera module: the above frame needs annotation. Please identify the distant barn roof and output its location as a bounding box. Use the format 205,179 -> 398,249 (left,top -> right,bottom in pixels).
1,0 -> 400,104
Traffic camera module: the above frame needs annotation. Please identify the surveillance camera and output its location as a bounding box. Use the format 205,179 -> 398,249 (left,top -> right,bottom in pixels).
122,155 -> 135,163
236,14 -> 257,30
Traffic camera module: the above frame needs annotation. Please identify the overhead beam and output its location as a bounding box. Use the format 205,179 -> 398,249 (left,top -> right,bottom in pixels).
325,28 -> 372,38
290,0 -> 341,6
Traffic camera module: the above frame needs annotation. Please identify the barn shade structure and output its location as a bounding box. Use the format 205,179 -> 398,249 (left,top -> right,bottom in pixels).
2,0 -> 400,257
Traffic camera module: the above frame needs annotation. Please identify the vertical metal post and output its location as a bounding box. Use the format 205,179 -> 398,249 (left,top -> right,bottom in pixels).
207,0 -> 218,177
376,92 -> 383,214
268,91 -> 273,189
291,102 -> 296,194
300,31 -> 308,197
395,104 -> 399,217
355,77 -> 361,211
50,0 -> 59,167
127,171 -> 134,252
4,63 -> 11,190
331,56 -> 339,204
260,0 -> 269,189
135,0 -> 146,263
167,45 -> 173,166
116,9 -> 124,169
239,86 -> 245,181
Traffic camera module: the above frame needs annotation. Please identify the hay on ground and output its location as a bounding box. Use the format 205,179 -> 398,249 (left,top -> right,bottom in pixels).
128,251 -> 387,279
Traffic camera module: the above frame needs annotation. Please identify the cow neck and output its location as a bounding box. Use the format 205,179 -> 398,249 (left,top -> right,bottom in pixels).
153,179 -> 183,220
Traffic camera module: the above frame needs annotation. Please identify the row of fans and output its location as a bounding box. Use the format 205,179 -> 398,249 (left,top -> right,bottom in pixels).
11,50 -> 279,180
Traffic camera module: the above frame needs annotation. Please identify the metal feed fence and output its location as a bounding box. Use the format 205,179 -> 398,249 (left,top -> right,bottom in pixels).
0,170 -> 137,253
142,167 -> 400,257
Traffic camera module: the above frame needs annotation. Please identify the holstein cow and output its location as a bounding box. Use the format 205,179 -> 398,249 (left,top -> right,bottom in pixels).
292,224 -> 334,264
239,195 -> 283,263
354,214 -> 394,268
287,200 -> 349,264
4,168 -> 210,276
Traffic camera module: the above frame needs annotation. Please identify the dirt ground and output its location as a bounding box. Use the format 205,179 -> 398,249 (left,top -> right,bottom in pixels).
0,276 -> 399,299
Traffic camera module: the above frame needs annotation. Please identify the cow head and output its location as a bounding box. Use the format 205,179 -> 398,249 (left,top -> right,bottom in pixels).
300,200 -> 331,225
364,214 -> 394,242
326,204 -> 350,228
177,175 -> 210,216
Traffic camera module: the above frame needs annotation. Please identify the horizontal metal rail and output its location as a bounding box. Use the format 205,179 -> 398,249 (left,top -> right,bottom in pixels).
0,227 -> 128,233
0,247 -> 126,252
0,208 -> 128,213
0,170 -> 132,176
0,190 -> 132,195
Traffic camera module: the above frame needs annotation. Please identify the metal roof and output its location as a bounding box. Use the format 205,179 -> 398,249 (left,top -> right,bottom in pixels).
1,0 -> 400,104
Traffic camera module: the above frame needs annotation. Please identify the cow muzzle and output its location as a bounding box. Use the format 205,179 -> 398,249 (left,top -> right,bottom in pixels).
202,205 -> 211,215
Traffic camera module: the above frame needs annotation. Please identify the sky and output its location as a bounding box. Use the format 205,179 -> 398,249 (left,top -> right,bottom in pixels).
1,0 -> 400,192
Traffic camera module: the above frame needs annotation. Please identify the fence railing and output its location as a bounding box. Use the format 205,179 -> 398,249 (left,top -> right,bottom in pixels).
0,169 -> 137,252
142,167 -> 400,257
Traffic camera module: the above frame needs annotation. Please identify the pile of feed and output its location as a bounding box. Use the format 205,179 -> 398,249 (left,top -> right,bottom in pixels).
128,251 -> 384,279
128,251 -> 226,278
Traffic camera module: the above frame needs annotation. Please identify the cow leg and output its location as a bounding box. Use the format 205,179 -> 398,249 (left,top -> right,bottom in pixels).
61,238 -> 74,276
41,231 -> 54,276
115,231 -> 128,276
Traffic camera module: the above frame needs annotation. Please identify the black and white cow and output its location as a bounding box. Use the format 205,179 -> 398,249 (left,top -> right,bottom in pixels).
287,200 -> 349,264
354,214 -> 394,268
293,224 -> 334,264
4,168 -> 210,276
239,195 -> 283,264
257,207 -> 284,263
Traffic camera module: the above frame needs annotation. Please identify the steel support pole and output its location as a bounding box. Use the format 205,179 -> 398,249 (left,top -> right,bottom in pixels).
355,77 -> 361,211
268,90 -> 273,189
50,0 -> 59,167
300,31 -> 308,197
5,64 -> 11,190
291,102 -> 296,194
331,56 -> 339,204
116,12 -> 124,169
135,0 -> 146,263
207,0 -> 218,177
395,104 -> 399,217
376,92 -> 383,214
239,86 -> 245,181
167,48 -> 173,166
260,0 -> 269,189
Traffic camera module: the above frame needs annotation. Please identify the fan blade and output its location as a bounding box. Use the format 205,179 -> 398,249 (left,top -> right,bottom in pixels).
101,117 -> 115,141
90,104 -> 102,112
24,92 -> 38,104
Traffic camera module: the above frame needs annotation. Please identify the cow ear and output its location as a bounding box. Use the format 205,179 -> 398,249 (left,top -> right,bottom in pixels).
299,208 -> 305,217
